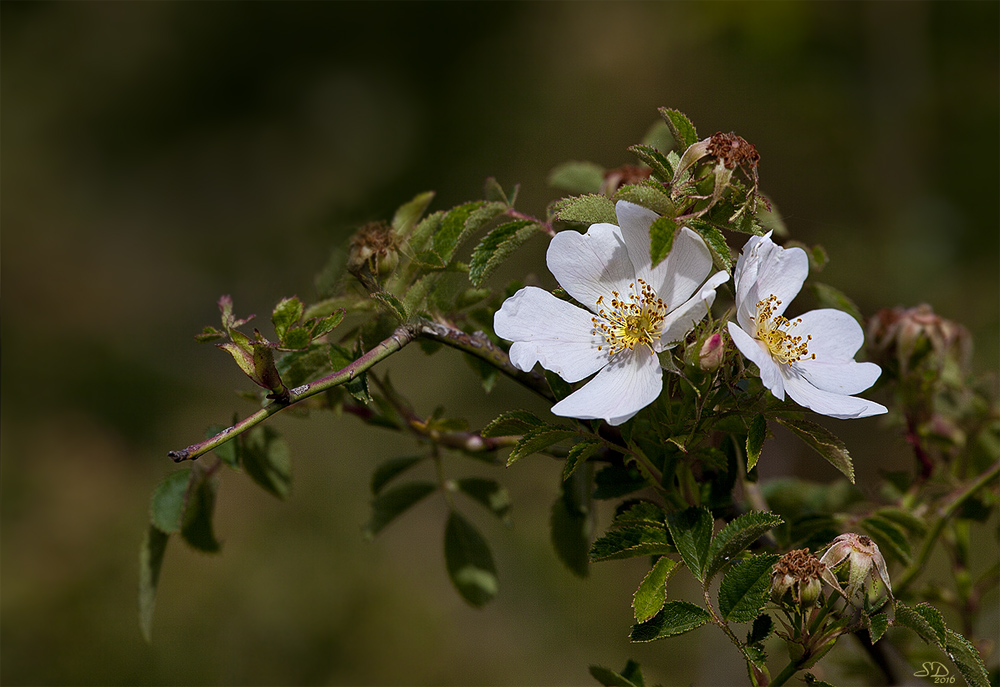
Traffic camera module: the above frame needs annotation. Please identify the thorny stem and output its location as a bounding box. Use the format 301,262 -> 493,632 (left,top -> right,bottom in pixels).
894,460 -> 1000,595
168,324 -> 420,462
416,318 -> 554,401
169,316 -> 552,463
368,372 -> 518,457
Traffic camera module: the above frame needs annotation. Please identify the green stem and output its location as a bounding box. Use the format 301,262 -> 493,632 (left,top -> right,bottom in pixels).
770,657 -> 805,687
894,461 -> 1000,594
168,323 -> 419,462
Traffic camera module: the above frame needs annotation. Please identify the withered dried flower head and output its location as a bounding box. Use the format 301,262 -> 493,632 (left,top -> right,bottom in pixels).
819,533 -> 893,607
771,548 -> 826,608
707,131 -> 760,170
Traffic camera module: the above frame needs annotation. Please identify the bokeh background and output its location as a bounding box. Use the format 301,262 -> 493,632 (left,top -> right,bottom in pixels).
2,2 -> 997,685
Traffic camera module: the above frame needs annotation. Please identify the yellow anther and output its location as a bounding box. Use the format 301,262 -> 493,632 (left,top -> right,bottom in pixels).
754,294 -> 815,365
592,279 -> 668,357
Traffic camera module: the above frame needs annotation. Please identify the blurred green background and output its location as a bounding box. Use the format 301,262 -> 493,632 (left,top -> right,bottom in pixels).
2,2 -> 997,685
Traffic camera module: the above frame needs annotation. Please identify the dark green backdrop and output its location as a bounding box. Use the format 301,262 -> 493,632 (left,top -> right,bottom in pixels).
2,3 -> 997,685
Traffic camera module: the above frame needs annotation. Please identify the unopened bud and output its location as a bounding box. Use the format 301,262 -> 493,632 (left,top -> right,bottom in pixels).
698,332 -> 725,371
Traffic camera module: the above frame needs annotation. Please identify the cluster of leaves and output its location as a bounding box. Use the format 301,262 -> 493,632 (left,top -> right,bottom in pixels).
146,107 -> 997,686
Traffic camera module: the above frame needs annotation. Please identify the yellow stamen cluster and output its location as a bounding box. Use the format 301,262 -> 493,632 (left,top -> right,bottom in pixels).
591,279 -> 668,357
754,294 -> 814,365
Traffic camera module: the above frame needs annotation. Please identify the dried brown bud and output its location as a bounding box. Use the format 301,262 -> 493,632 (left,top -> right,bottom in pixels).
867,304 -> 971,374
348,221 -> 399,277
601,164 -> 653,195
707,131 -> 760,170
771,548 -> 826,608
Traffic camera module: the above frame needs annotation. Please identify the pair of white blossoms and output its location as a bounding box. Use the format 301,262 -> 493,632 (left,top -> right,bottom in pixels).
494,201 -> 887,426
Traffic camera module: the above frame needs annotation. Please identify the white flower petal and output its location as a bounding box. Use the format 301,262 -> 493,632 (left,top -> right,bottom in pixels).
657,270 -> 730,348
793,309 -> 865,360
654,227 -> 716,311
797,359 -> 882,396
614,200 -> 659,275
728,322 -> 785,399
734,234 -> 808,331
784,373 -> 888,419
547,222 -> 634,312
494,286 -> 607,382
614,203 -> 715,311
550,349 -> 663,425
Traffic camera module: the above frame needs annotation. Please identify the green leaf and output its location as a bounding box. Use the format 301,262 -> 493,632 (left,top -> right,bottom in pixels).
272,296 -> 304,342
329,344 -> 372,404
456,478 -> 511,521
630,601 -> 711,642
432,201 -> 483,264
371,291 -> 407,322
563,439 -> 601,480
633,556 -> 678,622
468,219 -> 539,287
195,326 -> 226,343
484,177 -> 517,205
612,183 -> 676,218
241,426 -> 292,500
592,463 -> 650,500
706,511 -> 783,581
481,410 -> 545,438
747,613 -> 773,645
275,344 -> 331,389
809,283 -> 863,325
612,501 -> 668,529
391,191 -> 436,242
718,553 -> 780,623
407,210 -> 445,253
180,472 -> 220,553
868,612 -> 889,644
945,628 -> 990,687
589,662 -> 643,687
552,194 -> 618,225
590,525 -> 675,562
628,143 -> 674,180
873,507 -> 928,538
648,216 -> 678,268
860,514 -> 912,564
551,494 -> 592,578
665,507 -> 714,582
150,470 -> 190,534
138,525 -> 169,643
548,161 -> 605,194
774,416 -> 854,483
895,602 -> 947,651
688,220 -> 733,271
370,455 -> 424,495
802,674 -> 837,687
444,510 -> 499,607
658,107 -> 699,149
365,481 -> 437,538
507,426 -> 576,465
746,414 -> 767,472
309,309 -> 345,339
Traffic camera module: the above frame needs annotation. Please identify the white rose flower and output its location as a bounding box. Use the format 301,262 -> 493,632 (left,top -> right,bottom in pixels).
494,201 -> 729,425
727,233 -> 887,419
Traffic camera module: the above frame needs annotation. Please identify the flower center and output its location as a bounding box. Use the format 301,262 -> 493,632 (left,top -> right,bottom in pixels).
591,279 -> 668,357
754,294 -> 815,365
